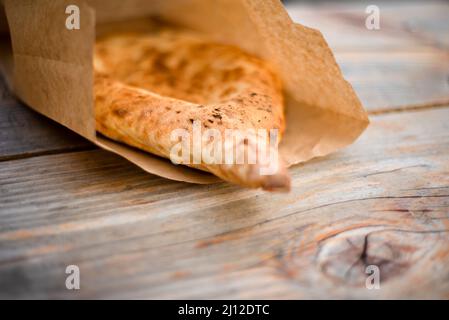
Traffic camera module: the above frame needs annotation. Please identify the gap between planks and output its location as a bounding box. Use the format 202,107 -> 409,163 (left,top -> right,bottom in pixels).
368,99 -> 449,115
0,145 -> 97,162
1,102 -> 448,163
0,107 -> 448,299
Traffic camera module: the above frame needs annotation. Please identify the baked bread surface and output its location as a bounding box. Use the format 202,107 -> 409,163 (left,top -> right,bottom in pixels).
94,30 -> 290,191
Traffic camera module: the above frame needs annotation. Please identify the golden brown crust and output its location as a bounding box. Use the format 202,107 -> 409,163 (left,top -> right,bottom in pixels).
94,30 -> 290,191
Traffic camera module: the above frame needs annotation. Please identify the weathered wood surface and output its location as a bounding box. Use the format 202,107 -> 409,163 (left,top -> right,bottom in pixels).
0,0 -> 449,299
0,108 -> 448,298
289,0 -> 449,111
288,0 -> 449,51
337,51 -> 449,111
0,77 -> 93,161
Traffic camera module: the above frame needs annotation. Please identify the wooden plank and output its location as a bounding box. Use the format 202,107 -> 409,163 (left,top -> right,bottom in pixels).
0,107 -> 448,299
287,1 -> 449,111
287,0 -> 449,51
338,51 -> 449,111
393,2 -> 449,49
0,76 -> 94,161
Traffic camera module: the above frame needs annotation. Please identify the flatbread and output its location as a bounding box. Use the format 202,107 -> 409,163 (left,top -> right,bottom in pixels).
94,29 -> 290,191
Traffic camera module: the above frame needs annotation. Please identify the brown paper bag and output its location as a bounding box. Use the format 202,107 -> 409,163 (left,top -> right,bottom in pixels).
0,0 -> 369,184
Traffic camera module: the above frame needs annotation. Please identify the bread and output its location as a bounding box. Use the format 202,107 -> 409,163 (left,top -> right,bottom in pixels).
94,29 -> 290,191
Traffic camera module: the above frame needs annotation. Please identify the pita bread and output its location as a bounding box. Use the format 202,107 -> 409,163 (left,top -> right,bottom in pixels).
94,30 -> 290,191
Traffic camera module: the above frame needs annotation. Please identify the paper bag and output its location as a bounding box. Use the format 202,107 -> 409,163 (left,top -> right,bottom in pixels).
0,0 -> 369,184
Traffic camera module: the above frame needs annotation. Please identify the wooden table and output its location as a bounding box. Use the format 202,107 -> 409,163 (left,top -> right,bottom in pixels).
1,1 -> 448,299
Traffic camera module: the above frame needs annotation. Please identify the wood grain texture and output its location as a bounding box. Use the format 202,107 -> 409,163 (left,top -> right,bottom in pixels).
1,0 -> 448,300
338,51 -> 449,111
288,0 -> 449,112
1,108 -> 448,299
0,76 -> 94,161
288,0 -> 449,51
